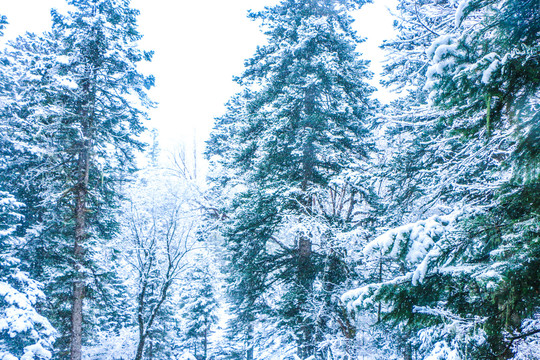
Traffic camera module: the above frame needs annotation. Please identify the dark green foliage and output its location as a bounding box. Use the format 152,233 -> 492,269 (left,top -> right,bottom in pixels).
0,189 -> 56,359
0,1 -> 152,358
344,0 -> 540,358
206,0 -> 376,357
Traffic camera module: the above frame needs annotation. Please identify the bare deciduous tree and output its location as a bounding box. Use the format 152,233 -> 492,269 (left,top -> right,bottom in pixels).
120,169 -> 197,360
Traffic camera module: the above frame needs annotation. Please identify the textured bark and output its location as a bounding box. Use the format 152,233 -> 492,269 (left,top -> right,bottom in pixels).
70,280 -> 84,360
246,325 -> 254,360
70,140 -> 90,360
203,322 -> 208,360
134,334 -> 146,360
296,86 -> 317,359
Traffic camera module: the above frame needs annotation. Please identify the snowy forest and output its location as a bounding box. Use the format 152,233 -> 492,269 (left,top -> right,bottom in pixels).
0,0 -> 539,359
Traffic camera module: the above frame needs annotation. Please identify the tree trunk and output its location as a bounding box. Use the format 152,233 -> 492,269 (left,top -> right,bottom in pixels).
70,141 -> 90,360
297,234 -> 314,359
246,325 -> 254,360
70,279 -> 84,360
203,320 -> 208,360
134,333 -> 146,360
403,344 -> 412,360
246,345 -> 254,360
296,85 -> 317,359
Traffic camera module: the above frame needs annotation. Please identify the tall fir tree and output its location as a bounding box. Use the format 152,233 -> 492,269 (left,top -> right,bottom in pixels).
206,0 -> 377,358
0,1 -> 153,359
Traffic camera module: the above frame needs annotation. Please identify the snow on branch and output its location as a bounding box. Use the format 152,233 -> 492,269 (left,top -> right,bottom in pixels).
342,210 -> 462,312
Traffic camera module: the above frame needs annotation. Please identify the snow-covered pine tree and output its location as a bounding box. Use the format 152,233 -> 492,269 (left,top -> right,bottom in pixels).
0,1 -> 153,359
377,0 -> 470,225
344,0 -> 540,359
206,0 -> 377,358
177,257 -> 220,360
0,188 -> 57,360
0,15 -> 56,360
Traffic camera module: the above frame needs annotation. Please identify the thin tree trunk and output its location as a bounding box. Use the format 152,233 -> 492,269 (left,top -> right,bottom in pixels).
298,233 -> 314,359
403,343 -> 412,360
135,333 -> 146,360
70,279 -> 84,360
134,271 -> 174,360
70,141 -> 90,360
296,85 -> 317,359
377,260 -> 382,322
203,319 -> 208,360
246,325 -> 254,360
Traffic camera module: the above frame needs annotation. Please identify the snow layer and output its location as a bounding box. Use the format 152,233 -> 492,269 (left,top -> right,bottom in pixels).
481,57 -> 500,84
343,211 -> 461,310
455,0 -> 471,27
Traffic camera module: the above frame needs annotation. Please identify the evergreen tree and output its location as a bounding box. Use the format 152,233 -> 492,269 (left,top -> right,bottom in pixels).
178,259 -> 219,360
206,0 -> 376,357
0,1 -> 153,359
344,1 -> 540,359
0,14 -> 56,360
0,189 -> 57,360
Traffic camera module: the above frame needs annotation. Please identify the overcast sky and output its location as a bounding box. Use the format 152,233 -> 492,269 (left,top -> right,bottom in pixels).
0,0 -> 397,160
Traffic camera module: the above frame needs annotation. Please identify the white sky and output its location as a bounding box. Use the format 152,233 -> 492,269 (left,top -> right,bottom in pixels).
0,0 -> 397,161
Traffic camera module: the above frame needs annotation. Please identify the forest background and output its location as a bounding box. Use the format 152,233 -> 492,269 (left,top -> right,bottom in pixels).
0,0 -> 538,360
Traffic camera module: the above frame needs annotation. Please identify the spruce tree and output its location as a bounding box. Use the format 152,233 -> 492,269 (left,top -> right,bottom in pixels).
206,0 -> 376,358
344,0 -> 540,358
0,189 -> 57,360
178,260 -> 219,360
0,1 -> 153,358
0,16 -> 56,360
